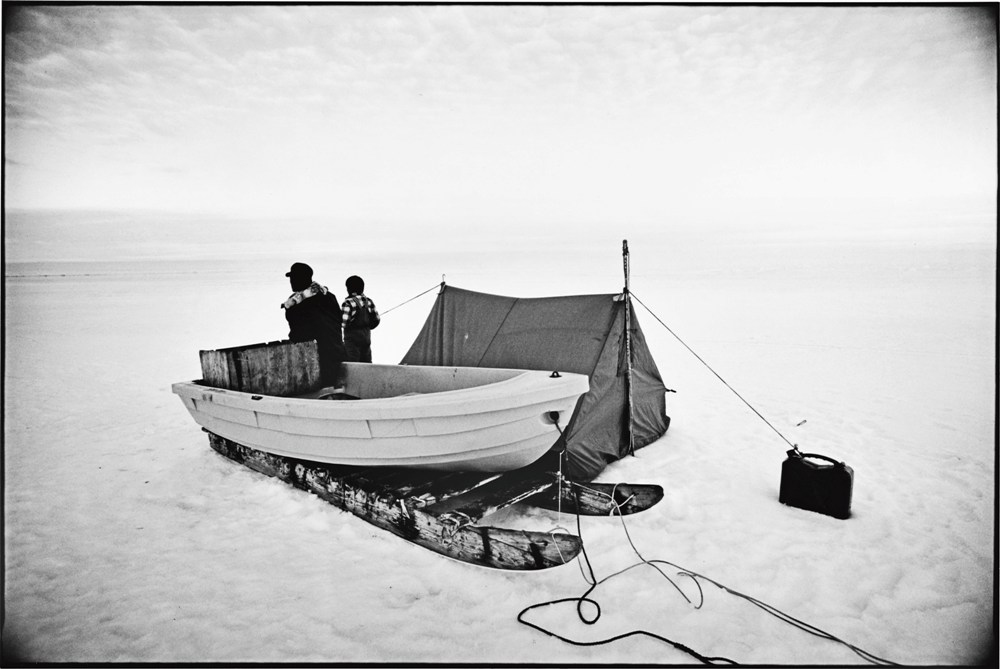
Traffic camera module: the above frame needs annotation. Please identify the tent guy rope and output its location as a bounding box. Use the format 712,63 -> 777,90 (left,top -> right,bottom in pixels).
629,291 -> 799,452
380,280 -> 445,316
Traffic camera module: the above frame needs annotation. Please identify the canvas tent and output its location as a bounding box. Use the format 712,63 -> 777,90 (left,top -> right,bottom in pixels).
401,285 -> 670,481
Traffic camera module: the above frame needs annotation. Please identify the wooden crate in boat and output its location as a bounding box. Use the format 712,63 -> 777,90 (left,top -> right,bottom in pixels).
199,339 -> 321,396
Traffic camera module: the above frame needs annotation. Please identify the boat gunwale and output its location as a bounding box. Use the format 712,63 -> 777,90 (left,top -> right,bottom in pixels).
171,366 -> 589,421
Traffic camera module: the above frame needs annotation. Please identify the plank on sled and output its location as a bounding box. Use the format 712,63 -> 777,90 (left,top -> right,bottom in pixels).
420,464 -> 557,526
347,467 -> 503,509
528,478 -> 665,516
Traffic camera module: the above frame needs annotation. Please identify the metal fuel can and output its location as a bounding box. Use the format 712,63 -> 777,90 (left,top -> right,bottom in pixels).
779,449 -> 853,520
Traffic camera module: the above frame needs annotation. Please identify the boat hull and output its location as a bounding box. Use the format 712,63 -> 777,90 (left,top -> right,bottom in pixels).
172,363 -> 589,472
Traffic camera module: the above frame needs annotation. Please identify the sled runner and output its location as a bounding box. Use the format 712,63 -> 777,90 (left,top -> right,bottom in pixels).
206,431 -> 660,570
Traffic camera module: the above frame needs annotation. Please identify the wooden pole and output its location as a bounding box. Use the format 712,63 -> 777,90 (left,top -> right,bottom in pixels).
623,240 -> 635,457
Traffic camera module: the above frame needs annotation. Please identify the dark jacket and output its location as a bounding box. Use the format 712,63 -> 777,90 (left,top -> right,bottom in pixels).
283,283 -> 347,385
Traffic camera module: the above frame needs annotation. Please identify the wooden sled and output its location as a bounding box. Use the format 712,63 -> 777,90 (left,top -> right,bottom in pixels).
205,431 -> 663,571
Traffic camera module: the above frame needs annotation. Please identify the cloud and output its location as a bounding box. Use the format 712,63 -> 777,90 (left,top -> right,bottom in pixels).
3,4 -> 994,217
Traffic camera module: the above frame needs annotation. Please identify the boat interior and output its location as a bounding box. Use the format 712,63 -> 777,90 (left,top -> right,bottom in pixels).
297,363 -> 526,401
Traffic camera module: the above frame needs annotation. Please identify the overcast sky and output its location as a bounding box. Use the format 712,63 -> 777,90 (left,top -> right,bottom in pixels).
3,3 -> 996,231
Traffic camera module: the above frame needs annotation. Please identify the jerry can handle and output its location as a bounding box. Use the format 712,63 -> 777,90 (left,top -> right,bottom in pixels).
791,451 -> 846,468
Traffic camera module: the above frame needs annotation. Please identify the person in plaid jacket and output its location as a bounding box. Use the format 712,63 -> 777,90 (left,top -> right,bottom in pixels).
341,275 -> 380,363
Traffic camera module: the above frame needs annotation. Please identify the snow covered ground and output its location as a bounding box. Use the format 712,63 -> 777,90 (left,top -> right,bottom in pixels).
3,211 -> 995,664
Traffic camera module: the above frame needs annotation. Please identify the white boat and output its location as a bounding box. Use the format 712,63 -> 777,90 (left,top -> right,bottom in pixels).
171,362 -> 589,472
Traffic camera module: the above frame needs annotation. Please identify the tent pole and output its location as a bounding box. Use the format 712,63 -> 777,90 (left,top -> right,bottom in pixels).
623,239 -> 635,457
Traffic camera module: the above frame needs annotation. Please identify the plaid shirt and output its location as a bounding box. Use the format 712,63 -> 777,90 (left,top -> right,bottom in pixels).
341,293 -> 379,329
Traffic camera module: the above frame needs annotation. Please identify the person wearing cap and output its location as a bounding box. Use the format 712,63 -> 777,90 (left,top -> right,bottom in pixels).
341,275 -> 380,363
281,262 -> 347,389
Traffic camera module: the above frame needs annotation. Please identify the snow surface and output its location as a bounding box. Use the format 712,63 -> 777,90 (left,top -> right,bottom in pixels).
3,216 -> 996,664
